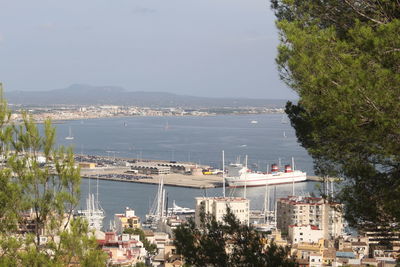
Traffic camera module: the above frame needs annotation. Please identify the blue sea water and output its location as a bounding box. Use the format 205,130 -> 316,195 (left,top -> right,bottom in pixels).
53,114 -> 319,225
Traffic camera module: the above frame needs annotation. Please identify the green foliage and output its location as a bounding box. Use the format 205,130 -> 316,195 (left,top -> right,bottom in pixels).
123,227 -> 157,255
173,208 -> 297,267
271,2 -> 400,230
0,83 -> 107,265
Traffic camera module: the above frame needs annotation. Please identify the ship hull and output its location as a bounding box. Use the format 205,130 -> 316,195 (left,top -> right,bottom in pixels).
225,171 -> 307,188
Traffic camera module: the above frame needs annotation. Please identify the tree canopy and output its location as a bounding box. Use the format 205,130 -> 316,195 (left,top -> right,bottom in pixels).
0,83 -> 107,266
173,208 -> 297,267
271,1 -> 400,230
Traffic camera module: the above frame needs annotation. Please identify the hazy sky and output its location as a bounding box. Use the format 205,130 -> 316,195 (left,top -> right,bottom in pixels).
0,0 -> 297,99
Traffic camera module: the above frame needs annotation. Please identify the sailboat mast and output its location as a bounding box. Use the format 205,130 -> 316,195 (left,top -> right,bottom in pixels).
88,176 -> 91,202
274,186 -> 277,225
222,150 -> 225,198
244,155 -> 248,199
161,189 -> 166,219
96,176 -> 99,207
263,181 -> 269,224
292,157 -> 295,196
264,162 -> 270,224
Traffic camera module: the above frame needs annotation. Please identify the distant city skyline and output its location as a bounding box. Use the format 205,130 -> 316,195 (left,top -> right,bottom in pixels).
0,0 -> 297,99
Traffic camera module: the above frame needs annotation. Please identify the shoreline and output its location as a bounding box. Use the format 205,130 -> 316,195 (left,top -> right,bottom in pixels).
13,109 -> 285,124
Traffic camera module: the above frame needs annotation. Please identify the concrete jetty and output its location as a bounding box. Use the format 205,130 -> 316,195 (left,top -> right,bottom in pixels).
77,155 -> 328,189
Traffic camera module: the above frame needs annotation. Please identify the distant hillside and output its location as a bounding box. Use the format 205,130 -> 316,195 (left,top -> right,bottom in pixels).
5,84 -> 288,108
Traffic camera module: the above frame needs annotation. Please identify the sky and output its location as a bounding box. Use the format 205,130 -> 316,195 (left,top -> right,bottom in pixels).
0,0 -> 297,99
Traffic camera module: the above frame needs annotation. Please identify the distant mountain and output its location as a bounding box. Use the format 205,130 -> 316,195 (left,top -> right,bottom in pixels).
5,84 -> 288,108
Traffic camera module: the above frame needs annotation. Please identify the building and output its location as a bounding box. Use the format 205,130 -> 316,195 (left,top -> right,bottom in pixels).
131,163 -> 171,175
99,231 -> 146,266
114,207 -> 141,234
309,252 -> 323,267
291,240 -> 324,263
360,227 -> 400,258
194,197 -> 250,226
277,196 -> 344,239
78,162 -> 96,169
288,225 -> 324,244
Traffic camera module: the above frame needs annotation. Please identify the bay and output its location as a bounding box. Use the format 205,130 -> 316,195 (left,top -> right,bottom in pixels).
52,114 -> 319,226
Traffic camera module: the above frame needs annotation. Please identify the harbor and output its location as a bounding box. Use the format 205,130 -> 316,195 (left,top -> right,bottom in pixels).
78,154 -> 325,189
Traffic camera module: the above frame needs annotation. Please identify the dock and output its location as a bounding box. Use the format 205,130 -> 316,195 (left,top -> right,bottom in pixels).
81,170 -> 222,189
77,154 -> 330,189
81,169 -> 326,189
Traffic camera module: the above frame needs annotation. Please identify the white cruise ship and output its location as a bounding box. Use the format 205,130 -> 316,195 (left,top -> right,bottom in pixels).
225,162 -> 306,187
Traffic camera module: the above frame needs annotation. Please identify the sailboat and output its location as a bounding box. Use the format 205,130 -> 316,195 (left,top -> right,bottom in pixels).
253,182 -> 277,232
144,176 -> 166,229
65,127 -> 74,140
164,121 -> 170,131
281,115 -> 288,124
76,178 -> 105,231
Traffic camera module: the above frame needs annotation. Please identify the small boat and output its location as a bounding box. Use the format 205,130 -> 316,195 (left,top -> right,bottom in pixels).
65,127 -> 74,140
164,121 -> 170,130
281,115 -> 288,124
168,201 -> 195,215
250,120 -> 258,124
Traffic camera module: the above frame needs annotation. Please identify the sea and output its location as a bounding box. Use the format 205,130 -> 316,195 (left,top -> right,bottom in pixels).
52,114 -> 319,227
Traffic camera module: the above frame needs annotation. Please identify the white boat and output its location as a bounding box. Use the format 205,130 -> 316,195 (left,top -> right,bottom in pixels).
76,178 -> 105,231
144,177 -> 166,229
225,159 -> 307,187
76,193 -> 105,231
250,120 -> 258,124
281,115 -> 288,124
65,127 -> 74,140
168,201 -> 195,215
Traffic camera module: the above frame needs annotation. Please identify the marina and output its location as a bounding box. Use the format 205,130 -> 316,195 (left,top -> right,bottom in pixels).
79,155 -> 325,189
52,114 -> 322,224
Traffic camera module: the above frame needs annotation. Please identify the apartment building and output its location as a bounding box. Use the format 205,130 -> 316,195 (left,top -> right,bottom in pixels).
277,196 -> 344,239
114,207 -> 141,234
195,197 -> 250,226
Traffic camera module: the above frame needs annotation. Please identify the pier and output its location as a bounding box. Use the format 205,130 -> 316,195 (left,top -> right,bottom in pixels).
81,169 -> 326,189
77,155 -> 328,189
80,167 -> 222,189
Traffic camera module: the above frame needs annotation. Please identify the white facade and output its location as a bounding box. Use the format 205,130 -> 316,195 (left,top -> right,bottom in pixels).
309,253 -> 323,267
277,196 -> 344,239
288,225 -> 324,244
114,207 -> 140,234
195,197 -> 250,226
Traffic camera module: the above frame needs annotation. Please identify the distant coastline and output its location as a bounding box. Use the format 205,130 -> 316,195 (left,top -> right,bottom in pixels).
10,104 -> 285,123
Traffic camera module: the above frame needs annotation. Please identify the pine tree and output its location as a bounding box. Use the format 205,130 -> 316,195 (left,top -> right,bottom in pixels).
271,1 -> 400,230
174,208 -> 297,267
0,83 -> 107,266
